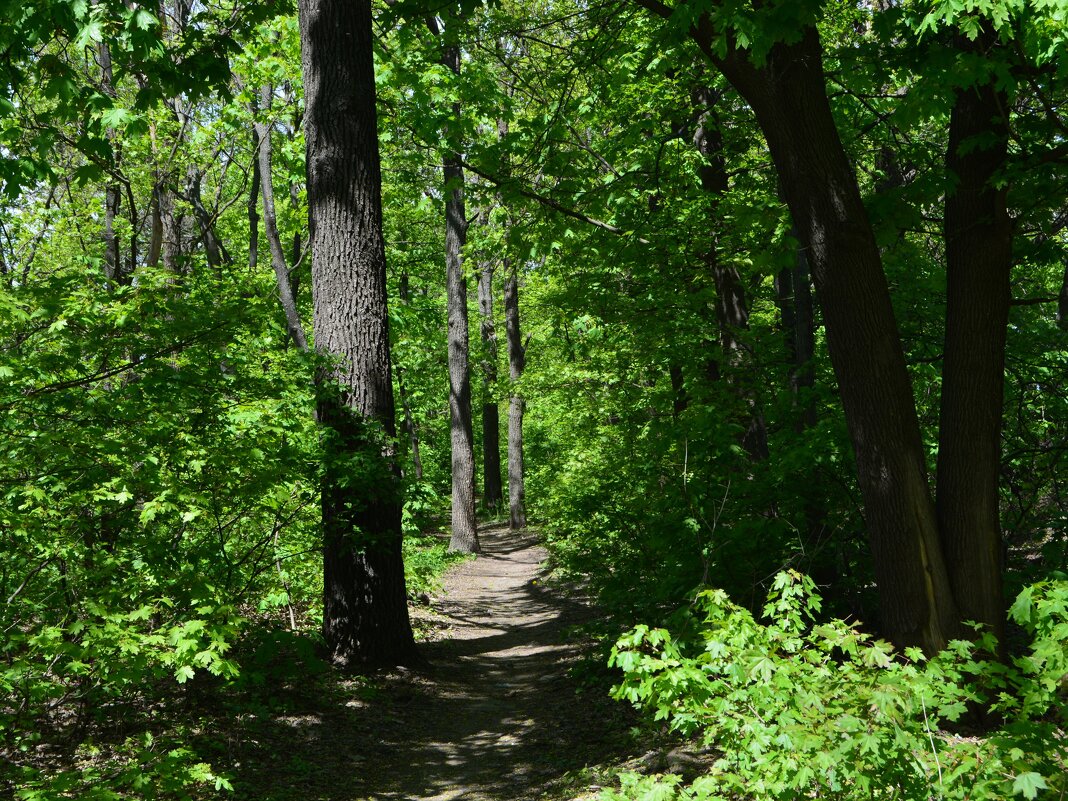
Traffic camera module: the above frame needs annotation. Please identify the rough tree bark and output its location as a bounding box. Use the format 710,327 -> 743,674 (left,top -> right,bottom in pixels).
298,0 -> 419,666
937,27 -> 1013,644
504,256 -> 527,530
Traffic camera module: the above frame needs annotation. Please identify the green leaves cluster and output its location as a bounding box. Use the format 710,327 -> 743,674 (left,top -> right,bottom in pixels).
606,573 -> 1068,800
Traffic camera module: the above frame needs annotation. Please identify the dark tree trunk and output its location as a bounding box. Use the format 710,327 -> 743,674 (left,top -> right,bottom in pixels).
430,19 -> 479,553
187,169 -> 228,270
937,28 -> 1012,644
660,11 -> 961,652
298,0 -> 418,667
255,84 -> 309,351
248,117 -> 261,272
692,85 -> 768,460
99,40 -> 123,285
776,232 -> 830,585
478,244 -> 503,511
504,258 -> 527,530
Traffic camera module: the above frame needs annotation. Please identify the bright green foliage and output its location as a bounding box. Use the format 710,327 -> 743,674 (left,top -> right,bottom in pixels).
606,574 -> 1068,800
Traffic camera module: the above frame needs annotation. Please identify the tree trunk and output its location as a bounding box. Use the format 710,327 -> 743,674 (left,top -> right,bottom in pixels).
776,231 -> 830,586
99,40 -> 123,285
248,116 -> 261,272
397,273 -> 424,481
255,83 -> 309,351
937,28 -> 1012,644
1059,260 -> 1068,331
478,242 -> 503,511
677,16 -> 960,652
504,258 -> 527,530
444,149 -> 479,552
431,19 -> 479,553
298,0 -> 419,667
692,85 -> 769,460
187,168 -> 229,270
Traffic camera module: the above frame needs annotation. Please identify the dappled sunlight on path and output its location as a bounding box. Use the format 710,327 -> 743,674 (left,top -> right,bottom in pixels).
225,524 -> 634,801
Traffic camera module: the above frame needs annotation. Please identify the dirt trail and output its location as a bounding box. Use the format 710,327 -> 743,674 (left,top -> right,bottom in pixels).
228,523 -> 635,800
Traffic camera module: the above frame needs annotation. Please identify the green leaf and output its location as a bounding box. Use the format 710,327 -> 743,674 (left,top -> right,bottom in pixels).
1012,772 -> 1048,799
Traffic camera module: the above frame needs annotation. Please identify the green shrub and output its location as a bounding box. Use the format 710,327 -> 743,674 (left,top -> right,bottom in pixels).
605,572 -> 1068,800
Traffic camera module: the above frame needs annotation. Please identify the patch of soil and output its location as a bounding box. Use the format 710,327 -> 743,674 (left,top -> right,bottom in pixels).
219,524 -> 641,800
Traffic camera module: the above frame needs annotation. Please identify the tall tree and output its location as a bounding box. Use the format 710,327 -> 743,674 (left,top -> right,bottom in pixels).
298,0 -> 419,666
937,25 -> 1013,645
429,12 -> 480,553
477,222 -> 504,512
504,253 -> 527,530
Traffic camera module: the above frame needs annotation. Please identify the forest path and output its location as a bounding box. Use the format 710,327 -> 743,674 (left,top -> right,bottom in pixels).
227,523 -> 635,801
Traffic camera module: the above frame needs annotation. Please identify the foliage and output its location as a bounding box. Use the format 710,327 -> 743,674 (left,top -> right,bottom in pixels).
605,573 -> 1068,800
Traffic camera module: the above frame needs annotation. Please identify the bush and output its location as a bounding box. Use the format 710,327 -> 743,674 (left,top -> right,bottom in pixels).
605,572 -> 1068,800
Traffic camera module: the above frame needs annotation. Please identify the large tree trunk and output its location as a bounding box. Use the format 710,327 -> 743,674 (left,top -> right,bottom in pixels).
937,28 -> 1012,644
478,242 -> 503,511
666,12 -> 961,652
504,258 -> 527,530
298,0 -> 419,667
431,19 -> 479,553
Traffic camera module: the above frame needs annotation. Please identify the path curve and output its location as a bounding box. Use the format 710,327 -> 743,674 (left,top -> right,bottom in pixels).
228,523 -> 635,801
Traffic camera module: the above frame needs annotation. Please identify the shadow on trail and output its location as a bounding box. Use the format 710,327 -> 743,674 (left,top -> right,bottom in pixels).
222,525 -> 636,801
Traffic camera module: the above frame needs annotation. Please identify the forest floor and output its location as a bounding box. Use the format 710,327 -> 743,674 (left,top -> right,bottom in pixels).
213,523 -> 665,800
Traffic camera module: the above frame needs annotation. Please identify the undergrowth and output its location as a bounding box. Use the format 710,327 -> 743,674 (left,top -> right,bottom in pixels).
605,572 -> 1068,801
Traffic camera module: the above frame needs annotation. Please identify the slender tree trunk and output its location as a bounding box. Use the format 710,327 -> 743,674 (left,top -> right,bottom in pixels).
444,149 -> 478,552
99,40 -> 122,285
937,28 -> 1012,644
248,115 -> 261,272
1059,260 -> 1068,331
396,365 -> 423,481
478,240 -> 503,511
504,257 -> 527,530
666,12 -> 960,652
298,0 -> 418,667
255,83 -> 309,351
430,17 -> 479,553
776,233 -> 829,584
397,272 -> 424,481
